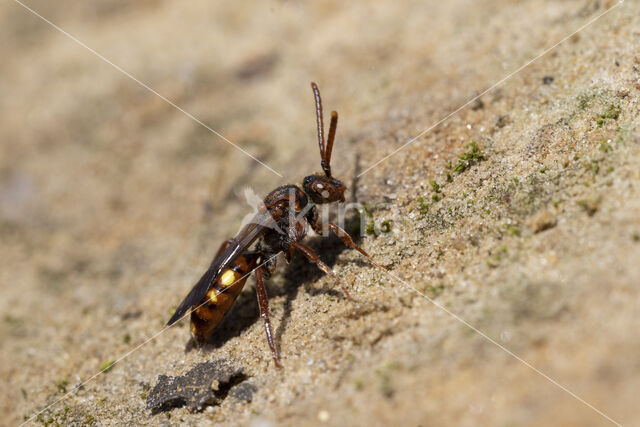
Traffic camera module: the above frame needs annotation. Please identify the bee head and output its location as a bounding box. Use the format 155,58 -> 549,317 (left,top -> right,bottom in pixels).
302,174 -> 345,204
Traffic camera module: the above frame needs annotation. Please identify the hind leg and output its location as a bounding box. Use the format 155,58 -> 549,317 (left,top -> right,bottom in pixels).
255,264 -> 281,368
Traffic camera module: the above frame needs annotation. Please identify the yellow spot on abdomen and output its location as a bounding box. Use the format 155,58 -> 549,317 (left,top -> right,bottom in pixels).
219,269 -> 237,287
207,290 -> 218,304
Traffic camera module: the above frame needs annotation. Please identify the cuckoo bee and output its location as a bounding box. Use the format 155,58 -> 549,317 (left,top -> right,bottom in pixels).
167,83 -> 384,367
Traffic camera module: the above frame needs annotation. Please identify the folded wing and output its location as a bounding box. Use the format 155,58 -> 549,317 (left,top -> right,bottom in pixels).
166,210 -> 275,325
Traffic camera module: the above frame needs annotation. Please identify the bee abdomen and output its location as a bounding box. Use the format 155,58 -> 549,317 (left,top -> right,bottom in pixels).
190,250 -> 259,344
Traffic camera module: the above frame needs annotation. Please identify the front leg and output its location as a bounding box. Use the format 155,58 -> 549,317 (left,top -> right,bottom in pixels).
290,242 -> 352,301
311,218 -> 386,270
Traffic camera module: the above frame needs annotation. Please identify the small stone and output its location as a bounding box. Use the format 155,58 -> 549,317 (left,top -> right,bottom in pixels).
318,410 -> 330,422
383,258 -> 396,268
146,360 -> 248,413
529,210 -> 557,233
542,76 -> 554,85
228,382 -> 257,403
495,115 -> 510,128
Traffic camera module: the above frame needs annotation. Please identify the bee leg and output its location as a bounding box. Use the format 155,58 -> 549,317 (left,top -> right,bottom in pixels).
290,242 -> 353,301
326,222 -> 386,270
255,265 -> 282,368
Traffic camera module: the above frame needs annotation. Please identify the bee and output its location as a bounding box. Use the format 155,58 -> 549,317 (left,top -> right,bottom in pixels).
167,83 -> 383,367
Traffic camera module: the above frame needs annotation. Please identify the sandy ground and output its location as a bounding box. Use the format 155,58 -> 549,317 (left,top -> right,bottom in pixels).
1,0 -> 639,425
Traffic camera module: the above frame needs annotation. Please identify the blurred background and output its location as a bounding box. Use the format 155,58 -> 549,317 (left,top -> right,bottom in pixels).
1,0 -> 638,425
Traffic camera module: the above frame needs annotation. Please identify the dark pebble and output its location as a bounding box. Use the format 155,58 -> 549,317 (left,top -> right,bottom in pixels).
146,360 -> 251,413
